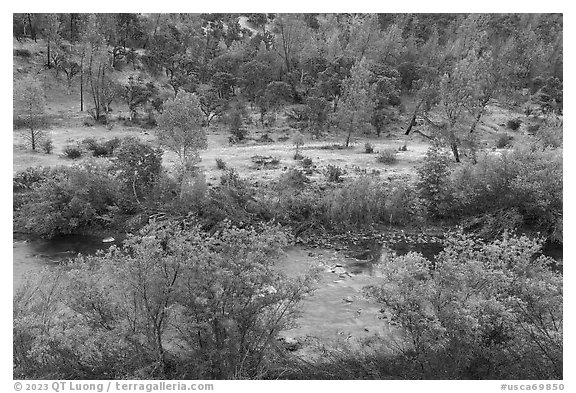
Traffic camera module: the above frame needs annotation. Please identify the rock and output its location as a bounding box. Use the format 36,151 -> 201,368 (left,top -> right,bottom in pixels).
102,237 -> 115,243
333,280 -> 343,283
280,337 -> 301,351
343,296 -> 354,303
332,267 -> 347,275
335,263 -> 344,267
364,328 -> 370,332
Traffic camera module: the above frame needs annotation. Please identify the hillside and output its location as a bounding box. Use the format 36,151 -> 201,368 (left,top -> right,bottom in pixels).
12,13 -> 563,381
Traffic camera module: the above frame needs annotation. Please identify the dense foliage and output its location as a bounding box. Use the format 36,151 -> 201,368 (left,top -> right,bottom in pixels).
14,221 -> 315,379
13,13 -> 563,380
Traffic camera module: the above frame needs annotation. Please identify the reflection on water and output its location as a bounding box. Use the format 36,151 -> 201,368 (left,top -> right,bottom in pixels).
13,232 -> 563,291
13,234 -> 118,291
342,239 -> 562,276
344,241 -> 445,275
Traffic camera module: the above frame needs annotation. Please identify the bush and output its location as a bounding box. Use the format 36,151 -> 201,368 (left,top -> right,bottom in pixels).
536,128 -> 562,149
318,144 -> 348,150
278,169 -> 309,189
448,148 -> 562,241
364,232 -> 562,379
41,139 -> 53,154
293,152 -> 304,160
13,221 -> 315,379
325,165 -> 344,183
82,137 -> 120,157
114,137 -> 163,204
321,176 -> 388,229
14,49 -> 31,58
13,167 -> 53,193
385,179 -> 423,226
364,142 -> 374,153
103,137 -> 121,155
215,158 -> 227,170
63,145 -> 82,159
229,110 -> 247,141
416,143 -> 452,218
80,137 -> 95,149
398,143 -> 408,152
376,148 -> 398,164
301,157 -> 313,169
83,117 -> 95,127
496,133 -> 512,148
14,164 -> 121,237
507,118 -> 522,130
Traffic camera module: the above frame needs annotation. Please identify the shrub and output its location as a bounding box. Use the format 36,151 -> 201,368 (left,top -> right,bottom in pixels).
63,145 -> 82,159
215,158 -> 227,170
321,176 -> 388,229
81,137 -> 98,150
278,169 -> 309,189
82,137 -> 120,157
507,118 -> 522,130
385,179 -> 423,226
14,164 -> 121,237
102,137 -> 121,155
318,144 -> 348,150
91,144 -> 111,157
13,221 -> 315,379
293,131 -> 305,157
13,167 -> 53,193
496,133 -> 512,148
448,148 -> 562,241
293,152 -> 304,160
398,143 -> 408,151
83,117 -> 95,127
114,137 -> 163,203
14,49 -> 32,58
229,110 -> 247,141
537,128 -> 562,149
364,142 -> 374,153
376,148 -> 398,164
325,164 -> 344,183
301,157 -> 313,169
416,143 -> 452,218
41,139 -> 53,154
364,232 -> 562,379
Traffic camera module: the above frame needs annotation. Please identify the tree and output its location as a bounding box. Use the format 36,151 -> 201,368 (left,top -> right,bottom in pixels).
418,53 -> 484,162
256,81 -> 292,126
370,63 -> 401,136
114,138 -> 163,204
39,14 -> 61,69
57,48 -> 81,95
156,92 -> 207,166
317,56 -> 355,112
292,131 -> 305,158
120,75 -> 153,121
272,14 -> 308,75
335,58 -> 375,147
416,142 -> 452,218
304,95 -> 330,137
239,60 -> 275,104
197,84 -> 228,126
14,76 -> 47,151
82,15 -> 115,122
